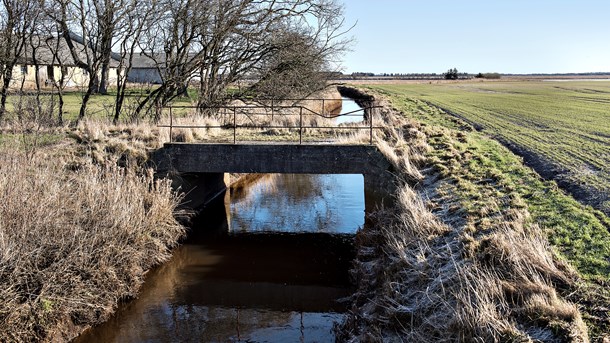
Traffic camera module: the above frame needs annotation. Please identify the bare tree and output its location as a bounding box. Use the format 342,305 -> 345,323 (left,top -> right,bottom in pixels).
47,0 -> 99,121
133,0 -> 210,118
94,0 -> 129,95
246,0 -> 352,100
44,24 -> 71,124
112,0 -> 157,123
48,0 -> 130,120
6,0 -> 350,122
0,0 -> 39,120
133,0 -> 351,118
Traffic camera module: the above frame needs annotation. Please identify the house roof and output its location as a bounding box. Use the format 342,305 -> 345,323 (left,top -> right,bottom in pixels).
130,53 -> 166,69
18,35 -> 120,68
129,52 -> 200,70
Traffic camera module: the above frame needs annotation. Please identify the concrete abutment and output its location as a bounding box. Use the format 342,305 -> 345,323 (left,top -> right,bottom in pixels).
151,143 -> 395,211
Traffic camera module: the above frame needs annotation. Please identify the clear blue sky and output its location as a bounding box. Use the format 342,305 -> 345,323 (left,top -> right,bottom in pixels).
340,0 -> 610,74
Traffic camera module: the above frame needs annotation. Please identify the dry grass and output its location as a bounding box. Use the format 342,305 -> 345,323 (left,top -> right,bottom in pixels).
0,148 -> 185,342
338,93 -> 588,342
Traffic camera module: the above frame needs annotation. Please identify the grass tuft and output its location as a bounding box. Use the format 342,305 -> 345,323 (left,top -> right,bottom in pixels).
338,90 -> 592,342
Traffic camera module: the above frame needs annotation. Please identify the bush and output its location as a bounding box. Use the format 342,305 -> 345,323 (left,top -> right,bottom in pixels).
475,72 -> 502,79
444,68 -> 459,80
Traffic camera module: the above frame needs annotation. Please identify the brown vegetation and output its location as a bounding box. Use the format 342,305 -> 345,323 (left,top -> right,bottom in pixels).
0,140 -> 185,341
0,87 -> 348,342
338,94 -> 589,342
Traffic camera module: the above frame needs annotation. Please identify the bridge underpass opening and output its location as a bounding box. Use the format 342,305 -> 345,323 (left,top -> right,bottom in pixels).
209,173 -> 371,235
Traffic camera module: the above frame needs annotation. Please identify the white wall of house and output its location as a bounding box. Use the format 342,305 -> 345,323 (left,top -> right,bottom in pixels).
9,64 -> 119,90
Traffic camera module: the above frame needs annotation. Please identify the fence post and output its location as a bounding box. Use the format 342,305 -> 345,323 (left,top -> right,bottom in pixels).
233,106 -> 237,144
369,107 -> 373,144
299,107 -> 303,144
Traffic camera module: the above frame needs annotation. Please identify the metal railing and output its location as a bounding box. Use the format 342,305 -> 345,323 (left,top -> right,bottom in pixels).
158,100 -> 383,144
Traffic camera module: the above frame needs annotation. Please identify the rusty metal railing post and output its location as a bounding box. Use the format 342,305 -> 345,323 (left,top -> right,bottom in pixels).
299,107 -> 303,144
369,108 -> 373,144
271,99 -> 274,120
233,106 -> 237,144
169,106 -> 173,143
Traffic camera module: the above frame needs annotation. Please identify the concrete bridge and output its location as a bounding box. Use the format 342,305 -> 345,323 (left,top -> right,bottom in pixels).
151,143 -> 394,210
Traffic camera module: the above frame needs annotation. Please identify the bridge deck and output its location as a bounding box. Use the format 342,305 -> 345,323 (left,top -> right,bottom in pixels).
152,143 -> 392,175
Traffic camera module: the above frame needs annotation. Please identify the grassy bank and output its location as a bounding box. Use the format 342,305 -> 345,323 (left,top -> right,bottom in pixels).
0,125 -> 186,341
339,88 -> 610,341
369,81 -> 610,215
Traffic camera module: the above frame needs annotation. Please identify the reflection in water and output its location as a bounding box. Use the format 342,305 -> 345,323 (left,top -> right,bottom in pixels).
231,174 -> 365,234
74,174 -> 363,343
75,234 -> 353,343
335,97 -> 364,124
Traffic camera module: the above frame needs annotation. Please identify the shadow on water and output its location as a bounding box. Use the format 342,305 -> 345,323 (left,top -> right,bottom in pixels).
74,174 -> 369,343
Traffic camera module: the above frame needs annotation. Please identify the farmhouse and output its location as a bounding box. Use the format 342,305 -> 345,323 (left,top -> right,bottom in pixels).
127,53 -> 163,84
126,52 -> 202,85
8,34 -> 120,90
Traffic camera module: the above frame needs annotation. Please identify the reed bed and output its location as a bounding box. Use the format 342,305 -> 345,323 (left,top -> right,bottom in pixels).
0,149 -> 185,342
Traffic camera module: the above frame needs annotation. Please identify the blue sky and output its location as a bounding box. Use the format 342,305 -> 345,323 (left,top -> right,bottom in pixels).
340,0 -> 610,74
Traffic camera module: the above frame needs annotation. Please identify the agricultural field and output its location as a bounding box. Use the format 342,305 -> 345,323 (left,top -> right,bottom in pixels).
370,81 -> 610,215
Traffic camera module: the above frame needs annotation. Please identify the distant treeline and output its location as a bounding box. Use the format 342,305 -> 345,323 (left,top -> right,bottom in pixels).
338,72 -> 471,80
335,71 -> 610,80
475,73 -> 501,79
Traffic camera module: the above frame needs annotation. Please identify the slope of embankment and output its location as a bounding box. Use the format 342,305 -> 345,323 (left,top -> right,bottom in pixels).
338,88 -> 610,342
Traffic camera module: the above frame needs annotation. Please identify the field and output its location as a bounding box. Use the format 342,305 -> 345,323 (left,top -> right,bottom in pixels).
2,83 -> 610,341
369,81 -> 610,214
3,87 -> 196,123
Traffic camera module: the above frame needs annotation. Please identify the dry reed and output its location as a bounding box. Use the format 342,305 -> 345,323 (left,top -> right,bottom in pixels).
338,91 -> 588,342
0,148 -> 185,342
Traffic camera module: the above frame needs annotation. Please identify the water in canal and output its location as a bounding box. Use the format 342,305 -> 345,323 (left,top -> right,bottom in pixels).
74,174 -> 366,343
335,97 -> 364,124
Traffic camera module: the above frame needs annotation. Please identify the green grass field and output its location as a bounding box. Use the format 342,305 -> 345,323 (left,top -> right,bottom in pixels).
5,88 -> 196,122
371,81 -> 610,214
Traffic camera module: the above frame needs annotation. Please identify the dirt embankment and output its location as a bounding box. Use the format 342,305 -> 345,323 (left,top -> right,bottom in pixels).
337,88 -> 590,342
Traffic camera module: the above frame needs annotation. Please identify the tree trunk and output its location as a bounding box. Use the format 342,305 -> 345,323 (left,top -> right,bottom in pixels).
134,85 -> 164,119
78,75 -> 99,122
58,94 -> 64,125
0,75 -> 11,120
99,58 -> 110,95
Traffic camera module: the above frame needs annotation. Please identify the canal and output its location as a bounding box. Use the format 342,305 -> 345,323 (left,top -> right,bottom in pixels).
74,173 -> 368,342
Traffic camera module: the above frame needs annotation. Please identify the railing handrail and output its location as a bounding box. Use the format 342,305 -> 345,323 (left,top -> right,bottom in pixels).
160,100 -> 382,144
161,104 -> 367,119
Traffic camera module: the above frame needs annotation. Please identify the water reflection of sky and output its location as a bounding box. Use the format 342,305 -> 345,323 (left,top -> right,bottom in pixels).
230,174 -> 365,234
335,97 -> 364,124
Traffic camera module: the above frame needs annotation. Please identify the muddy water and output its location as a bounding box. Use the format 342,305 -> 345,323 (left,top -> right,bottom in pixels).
74,174 -> 365,343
